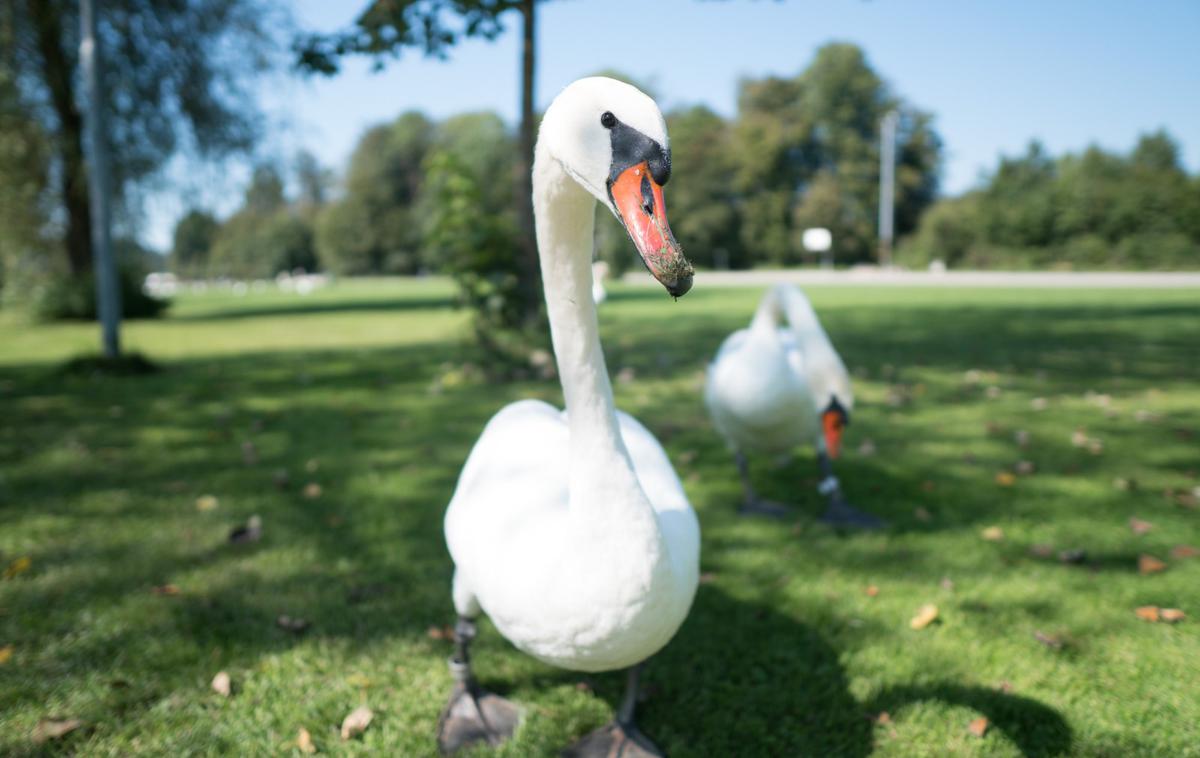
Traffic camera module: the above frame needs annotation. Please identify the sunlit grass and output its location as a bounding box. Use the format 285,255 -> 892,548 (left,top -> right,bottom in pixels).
1,278 -> 1197,756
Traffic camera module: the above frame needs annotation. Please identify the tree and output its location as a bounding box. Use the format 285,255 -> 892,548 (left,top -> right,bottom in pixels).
294,0 -> 542,325
315,112 -> 434,275
2,0 -> 274,278
171,209 -> 218,276
735,43 -> 942,264
293,149 -> 333,213
902,130 -> 1200,270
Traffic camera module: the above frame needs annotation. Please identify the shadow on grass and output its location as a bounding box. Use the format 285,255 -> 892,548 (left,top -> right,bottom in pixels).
172,294 -> 456,321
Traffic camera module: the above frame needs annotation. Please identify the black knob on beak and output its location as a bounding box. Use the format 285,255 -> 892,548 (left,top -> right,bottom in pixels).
665,272 -> 693,299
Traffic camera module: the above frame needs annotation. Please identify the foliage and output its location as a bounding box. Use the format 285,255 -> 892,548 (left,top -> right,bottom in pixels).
734,43 -> 942,265
295,0 -> 544,329
171,210 -> 218,277
901,131 -> 1200,270
423,151 -> 536,361
316,113 -> 434,275
1,0 -> 276,278
28,259 -> 168,320
292,0 -> 520,75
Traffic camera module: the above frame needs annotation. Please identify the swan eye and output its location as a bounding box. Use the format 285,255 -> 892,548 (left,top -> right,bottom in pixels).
600,111 -> 617,129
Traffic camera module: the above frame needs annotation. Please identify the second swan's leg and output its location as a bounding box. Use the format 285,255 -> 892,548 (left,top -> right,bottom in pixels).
735,450 -> 791,518
436,617 -> 521,754
562,663 -> 663,757
815,450 -> 885,529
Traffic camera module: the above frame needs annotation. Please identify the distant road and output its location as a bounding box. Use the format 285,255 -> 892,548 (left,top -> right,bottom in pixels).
621,268 -> 1200,288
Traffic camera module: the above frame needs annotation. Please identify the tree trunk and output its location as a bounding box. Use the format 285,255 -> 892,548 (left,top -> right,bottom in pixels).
515,0 -> 541,325
28,0 -> 92,275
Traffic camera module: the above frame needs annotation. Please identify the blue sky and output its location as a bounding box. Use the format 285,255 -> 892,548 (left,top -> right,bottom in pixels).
145,0 -> 1200,250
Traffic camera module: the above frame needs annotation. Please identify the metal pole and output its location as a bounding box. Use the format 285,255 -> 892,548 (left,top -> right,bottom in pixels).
878,110 -> 898,268
80,0 -> 121,358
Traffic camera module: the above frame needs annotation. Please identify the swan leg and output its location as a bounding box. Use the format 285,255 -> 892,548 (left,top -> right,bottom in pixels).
436,617 -> 520,754
734,450 -> 791,518
815,451 -> 885,529
563,663 -> 663,758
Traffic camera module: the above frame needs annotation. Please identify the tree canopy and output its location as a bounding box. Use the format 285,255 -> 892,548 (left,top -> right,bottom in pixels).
0,0 -> 276,302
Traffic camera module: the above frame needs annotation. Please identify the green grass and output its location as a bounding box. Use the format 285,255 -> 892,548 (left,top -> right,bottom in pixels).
1,278 -> 1198,756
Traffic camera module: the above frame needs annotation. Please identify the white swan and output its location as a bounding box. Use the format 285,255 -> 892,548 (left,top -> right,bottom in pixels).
705,283 -> 882,527
439,77 -> 699,757
592,259 -> 610,305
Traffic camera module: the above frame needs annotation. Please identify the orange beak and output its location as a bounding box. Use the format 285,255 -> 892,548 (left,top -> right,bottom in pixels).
822,408 -> 846,459
609,161 -> 693,298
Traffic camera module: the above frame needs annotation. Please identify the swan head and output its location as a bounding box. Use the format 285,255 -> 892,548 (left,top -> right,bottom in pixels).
540,77 -> 694,297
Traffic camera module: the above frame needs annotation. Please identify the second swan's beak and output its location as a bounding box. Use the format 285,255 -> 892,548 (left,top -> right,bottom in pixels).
609,161 -> 694,298
822,406 -> 848,460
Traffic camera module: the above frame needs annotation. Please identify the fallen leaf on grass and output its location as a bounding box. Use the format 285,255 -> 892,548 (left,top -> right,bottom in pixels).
910,604 -> 939,630
277,615 -> 310,633
152,584 -> 181,596
914,507 -> 932,522
3,556 -> 31,580
1031,397 -> 1048,411
865,585 -> 880,597
1070,429 -> 1089,448
303,482 -> 323,499
996,681 -> 1014,693
426,625 -> 453,641
967,716 -> 990,737
1087,439 -> 1104,455
1129,518 -> 1153,535
1170,545 -> 1199,560
0,645 -> 12,664
1029,544 -> 1054,558
981,526 -> 1005,541
1161,608 -> 1186,623
340,705 -> 373,740
32,717 -> 83,743
1138,554 -> 1167,574
306,459 -> 320,473
297,727 -> 316,754
1113,478 -> 1136,492
940,577 -> 955,591
698,572 -> 717,585
1135,606 -> 1161,622
1033,631 -> 1063,650
241,441 -> 258,465
1014,430 -> 1031,447
871,711 -> 892,725
272,469 -> 291,490
195,495 -> 219,512
857,439 -> 877,456
921,480 -> 936,493
995,472 -> 1016,487
211,671 -> 231,697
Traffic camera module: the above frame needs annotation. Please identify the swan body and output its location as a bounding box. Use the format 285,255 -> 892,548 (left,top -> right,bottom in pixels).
706,283 -> 852,457
443,77 -> 699,675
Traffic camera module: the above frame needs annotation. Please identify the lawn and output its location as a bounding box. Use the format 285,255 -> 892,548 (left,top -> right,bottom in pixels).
1,278 -> 1198,757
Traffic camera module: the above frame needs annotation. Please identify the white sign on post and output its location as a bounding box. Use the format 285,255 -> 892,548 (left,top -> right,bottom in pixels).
802,227 -> 833,268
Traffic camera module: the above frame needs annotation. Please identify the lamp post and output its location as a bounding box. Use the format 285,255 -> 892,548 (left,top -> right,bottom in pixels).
878,109 -> 899,268
80,0 -> 122,358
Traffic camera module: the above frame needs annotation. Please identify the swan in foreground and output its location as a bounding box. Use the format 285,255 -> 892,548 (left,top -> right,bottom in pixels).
439,77 -> 700,757
705,283 -> 882,528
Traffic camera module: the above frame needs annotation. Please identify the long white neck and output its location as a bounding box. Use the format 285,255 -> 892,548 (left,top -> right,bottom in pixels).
532,145 -> 649,518
751,283 -> 821,337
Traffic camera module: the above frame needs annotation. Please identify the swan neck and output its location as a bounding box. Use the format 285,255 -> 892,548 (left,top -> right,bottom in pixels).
532,147 -> 641,507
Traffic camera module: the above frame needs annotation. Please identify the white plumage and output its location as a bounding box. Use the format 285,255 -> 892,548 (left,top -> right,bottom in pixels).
706,282 -> 852,457
443,77 -> 699,674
